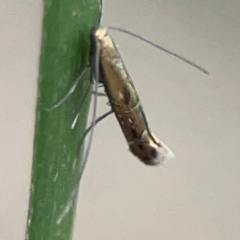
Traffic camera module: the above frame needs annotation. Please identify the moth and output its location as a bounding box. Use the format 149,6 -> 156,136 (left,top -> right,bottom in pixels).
48,26 -> 208,179
90,27 -> 175,166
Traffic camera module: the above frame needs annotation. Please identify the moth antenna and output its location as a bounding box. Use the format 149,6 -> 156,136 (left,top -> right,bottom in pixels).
46,68 -> 89,111
57,109 -> 113,224
71,84 -> 92,129
58,37 -> 113,223
78,40 -> 100,181
60,34 -> 102,219
108,26 -> 209,75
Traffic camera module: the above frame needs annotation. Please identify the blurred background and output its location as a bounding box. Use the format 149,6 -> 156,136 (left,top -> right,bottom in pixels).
1,1 -> 239,239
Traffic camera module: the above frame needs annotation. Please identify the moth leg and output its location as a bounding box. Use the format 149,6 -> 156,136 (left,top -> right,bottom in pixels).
109,98 -> 122,107
79,109 -> 113,149
46,67 -> 89,111
92,90 -> 107,97
128,139 -> 149,145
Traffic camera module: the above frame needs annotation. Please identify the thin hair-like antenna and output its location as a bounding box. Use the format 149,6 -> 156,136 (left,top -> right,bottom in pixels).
57,109 -> 113,224
58,36 -> 113,223
78,38 -> 100,180
62,34 -> 101,215
108,26 -> 209,75
46,68 -> 89,111
71,84 -> 92,129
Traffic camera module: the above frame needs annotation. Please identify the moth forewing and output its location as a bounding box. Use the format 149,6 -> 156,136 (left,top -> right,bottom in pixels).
93,27 -> 174,165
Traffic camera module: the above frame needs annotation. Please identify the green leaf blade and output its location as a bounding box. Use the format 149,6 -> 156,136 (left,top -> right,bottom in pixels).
26,1 -> 102,240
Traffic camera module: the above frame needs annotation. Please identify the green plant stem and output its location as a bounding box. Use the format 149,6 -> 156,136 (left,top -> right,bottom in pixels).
25,1 -> 102,240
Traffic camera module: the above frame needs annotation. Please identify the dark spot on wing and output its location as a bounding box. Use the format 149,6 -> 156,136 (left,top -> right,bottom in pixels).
150,148 -> 158,159
131,127 -> 141,139
138,144 -> 144,150
123,87 -> 131,105
141,146 -> 158,164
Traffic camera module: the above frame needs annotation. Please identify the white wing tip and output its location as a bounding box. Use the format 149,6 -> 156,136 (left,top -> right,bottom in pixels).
163,143 -> 176,159
159,141 -> 176,162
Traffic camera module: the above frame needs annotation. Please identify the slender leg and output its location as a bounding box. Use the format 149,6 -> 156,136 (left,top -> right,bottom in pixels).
79,109 -> 113,148
92,90 -> 107,97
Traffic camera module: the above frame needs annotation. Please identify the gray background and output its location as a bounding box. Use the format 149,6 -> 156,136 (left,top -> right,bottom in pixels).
1,1 -> 240,240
